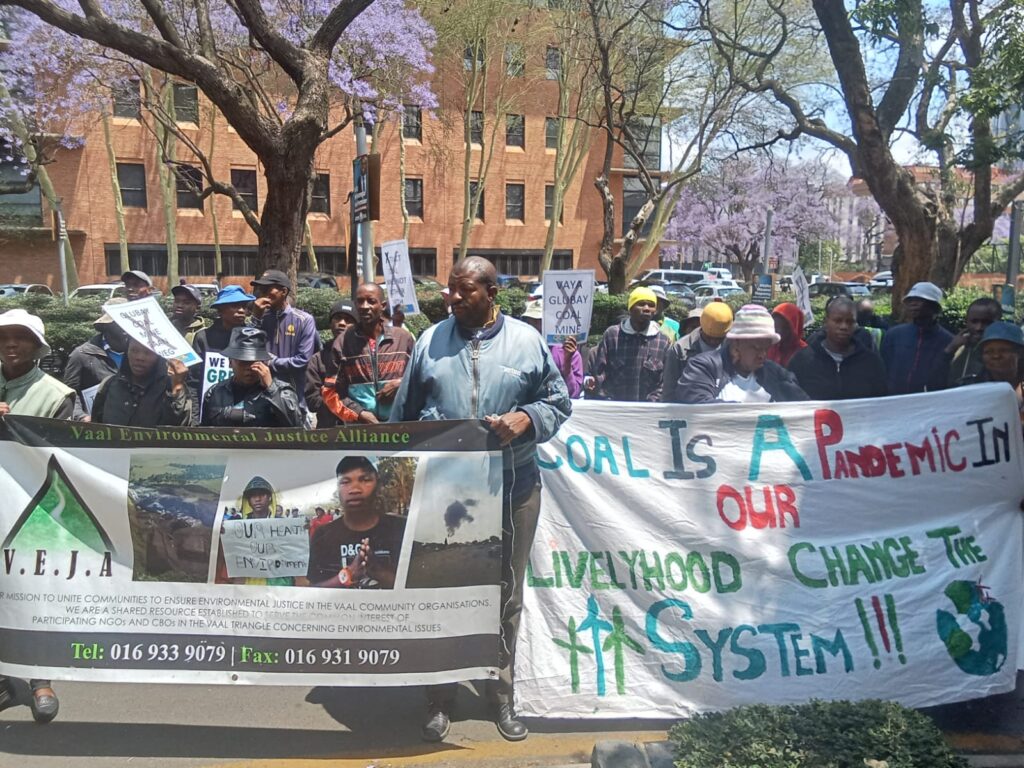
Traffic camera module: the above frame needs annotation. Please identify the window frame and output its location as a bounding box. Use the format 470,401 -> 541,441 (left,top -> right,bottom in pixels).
230,168 -> 258,213
505,182 -> 525,222
112,79 -> 141,119
404,177 -> 424,219
402,105 -> 422,141
116,162 -> 147,209
174,163 -> 203,211
172,83 -> 200,125
505,114 -> 525,149
468,180 -> 485,222
545,117 -> 559,150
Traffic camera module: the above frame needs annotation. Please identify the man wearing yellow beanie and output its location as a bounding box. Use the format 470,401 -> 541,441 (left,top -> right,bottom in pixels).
589,286 -> 671,401
662,300 -> 733,402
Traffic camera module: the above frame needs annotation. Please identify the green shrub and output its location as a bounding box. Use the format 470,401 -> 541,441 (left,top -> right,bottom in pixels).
670,700 -> 966,768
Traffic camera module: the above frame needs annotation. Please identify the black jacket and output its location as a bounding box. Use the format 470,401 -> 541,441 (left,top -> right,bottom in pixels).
788,337 -> 889,401
305,345 -> 343,428
64,334 -> 118,394
190,321 -> 237,417
201,378 -> 302,428
677,343 -> 808,404
92,360 -> 192,427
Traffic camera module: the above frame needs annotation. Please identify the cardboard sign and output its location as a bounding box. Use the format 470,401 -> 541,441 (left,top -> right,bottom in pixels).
380,239 -> 420,316
221,518 -> 309,578
79,383 -> 100,416
102,297 -> 200,367
542,269 -> 594,344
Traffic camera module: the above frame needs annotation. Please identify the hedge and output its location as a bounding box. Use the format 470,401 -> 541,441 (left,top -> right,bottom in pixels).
0,284 -> 1011,364
670,700 -> 966,768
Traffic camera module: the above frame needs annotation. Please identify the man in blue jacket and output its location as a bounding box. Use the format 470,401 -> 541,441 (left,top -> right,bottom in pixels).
390,256 -> 571,744
880,282 -> 953,394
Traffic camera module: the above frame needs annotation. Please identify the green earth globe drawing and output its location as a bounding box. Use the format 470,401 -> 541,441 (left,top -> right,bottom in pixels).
936,580 -> 1007,676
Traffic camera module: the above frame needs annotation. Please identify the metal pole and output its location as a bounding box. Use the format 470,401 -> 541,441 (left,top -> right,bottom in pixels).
1006,200 -> 1023,288
57,209 -> 69,307
354,119 -> 375,283
760,209 -> 773,276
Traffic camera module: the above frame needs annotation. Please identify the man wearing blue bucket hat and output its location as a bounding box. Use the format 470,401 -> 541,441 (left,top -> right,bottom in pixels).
189,285 -> 255,414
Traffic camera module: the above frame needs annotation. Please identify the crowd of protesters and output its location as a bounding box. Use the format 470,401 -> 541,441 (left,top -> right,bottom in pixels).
1,259 -> 1022,736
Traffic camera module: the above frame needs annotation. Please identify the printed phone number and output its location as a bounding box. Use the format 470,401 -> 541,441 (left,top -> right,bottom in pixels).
70,641 -> 400,667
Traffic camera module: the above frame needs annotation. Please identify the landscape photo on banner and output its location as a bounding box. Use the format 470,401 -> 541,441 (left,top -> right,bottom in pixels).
0,418 -> 503,686
517,386 -> 1024,718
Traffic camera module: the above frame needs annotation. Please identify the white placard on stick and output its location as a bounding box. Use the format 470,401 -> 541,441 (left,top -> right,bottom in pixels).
221,518 -> 310,578
792,266 -> 814,325
102,296 -> 201,366
542,269 -> 594,344
200,352 -> 231,420
79,383 -> 100,416
380,238 -> 420,316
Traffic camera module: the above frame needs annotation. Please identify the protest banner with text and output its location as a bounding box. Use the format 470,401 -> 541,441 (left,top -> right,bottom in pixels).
542,270 -> 594,344
380,239 -> 420,316
517,388 -> 1024,717
103,296 -> 200,366
0,419 -> 502,685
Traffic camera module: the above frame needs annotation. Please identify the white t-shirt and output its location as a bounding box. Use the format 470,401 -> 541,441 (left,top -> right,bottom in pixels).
717,373 -> 772,403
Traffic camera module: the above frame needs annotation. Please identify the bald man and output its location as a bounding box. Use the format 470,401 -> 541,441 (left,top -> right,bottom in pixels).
390,256 -> 572,743
333,282 -> 415,423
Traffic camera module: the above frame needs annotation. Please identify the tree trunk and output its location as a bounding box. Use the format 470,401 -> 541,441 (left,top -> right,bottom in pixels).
146,73 -> 179,286
259,160 -> 311,276
101,112 -> 130,273
36,171 -> 79,291
399,132 -> 410,241
207,103 -> 223,277
304,219 -> 319,273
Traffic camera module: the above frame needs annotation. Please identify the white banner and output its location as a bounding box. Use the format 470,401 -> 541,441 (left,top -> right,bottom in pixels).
518,387 -> 1024,717
381,239 -> 420,316
0,419 -> 502,685
792,266 -> 814,325
542,269 -> 594,344
103,297 -> 201,367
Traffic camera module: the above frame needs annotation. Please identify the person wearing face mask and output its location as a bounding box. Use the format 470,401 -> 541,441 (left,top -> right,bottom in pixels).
589,286 -> 670,402
677,304 -> 808,404
90,340 -> 191,427
200,327 -> 302,428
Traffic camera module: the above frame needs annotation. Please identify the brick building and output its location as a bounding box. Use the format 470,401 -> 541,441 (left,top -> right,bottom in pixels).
0,47 -> 658,292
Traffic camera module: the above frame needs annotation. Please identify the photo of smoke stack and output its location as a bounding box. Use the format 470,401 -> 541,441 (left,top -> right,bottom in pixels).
405,455 -> 502,589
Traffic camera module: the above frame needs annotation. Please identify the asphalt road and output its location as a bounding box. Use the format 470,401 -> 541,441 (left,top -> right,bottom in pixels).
0,680 -> 667,768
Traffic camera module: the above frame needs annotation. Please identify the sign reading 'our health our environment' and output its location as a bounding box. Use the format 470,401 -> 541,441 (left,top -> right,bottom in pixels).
517,387 -> 1024,717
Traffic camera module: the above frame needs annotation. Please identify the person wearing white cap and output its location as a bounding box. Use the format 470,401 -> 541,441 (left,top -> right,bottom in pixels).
879,281 -> 954,394
649,284 -> 680,343
0,308 -> 68,724
677,304 -> 807,404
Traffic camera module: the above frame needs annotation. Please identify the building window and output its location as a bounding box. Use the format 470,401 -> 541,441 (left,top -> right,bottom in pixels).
298,247 -> 345,274
404,177 -> 424,218
112,80 -> 141,119
104,244 -> 169,277
505,43 -> 524,77
505,183 -> 525,222
505,114 -> 525,149
116,162 -> 147,208
409,248 -> 437,276
469,111 -> 484,146
402,105 -> 422,141
172,83 -> 199,124
546,46 -> 561,80
545,117 -> 559,149
461,250 -> 572,276
175,164 -> 203,210
310,173 -> 330,215
624,115 -> 661,170
622,176 -> 653,237
231,169 -> 257,213
545,184 -> 563,223
469,181 -> 484,221
464,43 -> 484,71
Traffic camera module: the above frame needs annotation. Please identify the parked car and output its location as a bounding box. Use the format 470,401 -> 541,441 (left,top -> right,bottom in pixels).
296,272 -> 339,290
705,267 -> 734,281
637,269 -> 710,285
869,270 -> 893,287
0,283 -> 54,298
69,282 -> 163,300
496,274 -> 525,290
189,283 -> 219,300
694,279 -> 741,290
693,284 -> 745,306
412,276 -> 444,290
807,282 -> 870,299
660,282 -> 697,309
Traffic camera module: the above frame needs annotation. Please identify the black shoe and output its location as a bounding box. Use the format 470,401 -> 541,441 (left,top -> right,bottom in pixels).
30,689 -> 58,724
0,678 -> 15,713
421,705 -> 451,742
494,702 -> 528,741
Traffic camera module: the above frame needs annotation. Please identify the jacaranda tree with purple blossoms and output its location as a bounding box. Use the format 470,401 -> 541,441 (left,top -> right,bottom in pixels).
0,0 -> 435,274
665,158 -> 836,286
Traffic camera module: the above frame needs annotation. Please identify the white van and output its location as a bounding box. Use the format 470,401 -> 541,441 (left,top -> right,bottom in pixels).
706,267 -> 734,281
638,269 -> 709,285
